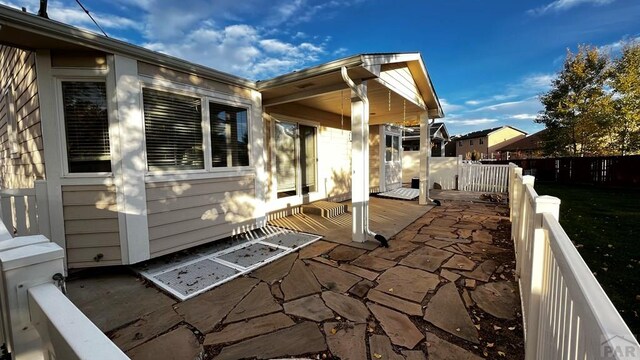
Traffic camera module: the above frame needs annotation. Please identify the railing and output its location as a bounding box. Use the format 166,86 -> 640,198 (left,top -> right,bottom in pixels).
0,223 -> 128,360
509,163 -> 640,360
0,180 -> 50,238
459,162 -> 510,192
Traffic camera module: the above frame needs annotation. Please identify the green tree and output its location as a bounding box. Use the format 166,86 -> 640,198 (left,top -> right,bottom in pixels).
537,46 -> 613,156
609,42 -> 640,155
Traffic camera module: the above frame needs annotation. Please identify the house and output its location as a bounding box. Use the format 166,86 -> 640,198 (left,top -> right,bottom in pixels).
455,126 -> 526,160
402,122 -> 450,156
0,5 -> 443,268
496,129 -> 547,159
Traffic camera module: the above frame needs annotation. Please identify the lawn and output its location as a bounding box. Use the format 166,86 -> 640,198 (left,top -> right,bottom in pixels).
534,182 -> 640,336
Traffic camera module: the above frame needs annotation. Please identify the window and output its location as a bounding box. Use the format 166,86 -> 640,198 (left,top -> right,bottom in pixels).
61,81 -> 111,173
143,88 -> 203,171
385,134 -> 400,162
479,138 -> 484,144
210,102 -> 249,167
470,139 -> 474,145
458,141 -> 462,147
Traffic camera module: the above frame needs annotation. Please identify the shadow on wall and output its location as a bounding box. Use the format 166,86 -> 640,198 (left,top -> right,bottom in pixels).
401,152 -> 458,190
328,169 -> 351,202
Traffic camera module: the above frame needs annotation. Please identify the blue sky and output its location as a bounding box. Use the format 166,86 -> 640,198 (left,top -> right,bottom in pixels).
5,0 -> 639,135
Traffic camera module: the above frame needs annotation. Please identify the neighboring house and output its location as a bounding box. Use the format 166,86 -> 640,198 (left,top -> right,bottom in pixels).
455,126 -> 526,160
402,122 -> 450,156
0,5 -> 443,268
496,129 -> 547,159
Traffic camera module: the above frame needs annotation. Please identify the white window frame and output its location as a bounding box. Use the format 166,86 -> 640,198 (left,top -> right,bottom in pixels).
139,76 -> 255,182
2,85 -> 20,159
54,76 -> 113,178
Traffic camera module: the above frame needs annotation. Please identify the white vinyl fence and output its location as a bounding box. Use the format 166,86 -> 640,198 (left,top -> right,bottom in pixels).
0,180 -> 50,238
459,162 -> 510,192
509,163 -> 640,360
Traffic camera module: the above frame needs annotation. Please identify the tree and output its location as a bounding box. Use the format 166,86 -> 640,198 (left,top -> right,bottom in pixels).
609,42 -> 640,155
537,46 -> 613,156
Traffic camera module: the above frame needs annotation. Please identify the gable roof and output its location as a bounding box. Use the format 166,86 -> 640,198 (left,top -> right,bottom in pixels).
497,129 -> 547,152
401,122 -> 450,141
455,126 -> 526,141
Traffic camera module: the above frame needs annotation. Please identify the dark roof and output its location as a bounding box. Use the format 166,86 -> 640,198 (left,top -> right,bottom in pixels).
497,129 -> 547,152
402,122 -> 449,140
455,126 -> 526,140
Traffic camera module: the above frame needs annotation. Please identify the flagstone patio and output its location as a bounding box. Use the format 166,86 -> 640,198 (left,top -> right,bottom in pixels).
67,194 -> 525,359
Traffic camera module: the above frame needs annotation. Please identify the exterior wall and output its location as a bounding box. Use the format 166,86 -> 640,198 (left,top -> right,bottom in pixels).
369,125 -> 380,193
402,153 -> 458,189
146,176 -> 257,257
488,127 -> 526,154
0,46 -> 44,189
62,185 -> 121,268
456,136 -> 489,159
318,125 -> 352,202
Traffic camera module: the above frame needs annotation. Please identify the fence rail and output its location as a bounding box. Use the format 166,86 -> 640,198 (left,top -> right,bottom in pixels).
459,163 -> 510,192
509,163 -> 640,360
0,180 -> 50,239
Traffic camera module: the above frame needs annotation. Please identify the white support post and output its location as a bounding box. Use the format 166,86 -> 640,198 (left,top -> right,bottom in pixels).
0,242 -> 64,359
33,181 -> 50,240
525,195 -> 560,360
111,55 -> 150,264
418,113 -> 429,205
456,155 -> 463,190
350,81 -> 369,243
515,175 -> 534,279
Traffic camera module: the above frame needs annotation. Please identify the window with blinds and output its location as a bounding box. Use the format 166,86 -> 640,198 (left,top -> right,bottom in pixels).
61,81 -> 111,173
143,88 -> 204,171
385,134 -> 400,162
210,102 -> 249,167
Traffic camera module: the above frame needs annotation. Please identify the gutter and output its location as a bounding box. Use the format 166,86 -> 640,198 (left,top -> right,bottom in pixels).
340,66 -> 389,248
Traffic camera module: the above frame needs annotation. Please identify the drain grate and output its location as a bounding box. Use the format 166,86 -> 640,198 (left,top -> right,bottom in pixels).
135,226 -> 321,300
377,187 -> 420,200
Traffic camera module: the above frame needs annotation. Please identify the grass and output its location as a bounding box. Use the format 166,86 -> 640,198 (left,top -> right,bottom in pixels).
534,182 -> 640,336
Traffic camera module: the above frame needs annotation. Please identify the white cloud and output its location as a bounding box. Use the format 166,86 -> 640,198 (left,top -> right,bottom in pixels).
598,35 -> 640,54
510,113 -> 538,120
528,0 -> 615,16
473,100 -> 526,112
465,100 -> 480,106
439,99 -> 465,114
446,118 -> 499,126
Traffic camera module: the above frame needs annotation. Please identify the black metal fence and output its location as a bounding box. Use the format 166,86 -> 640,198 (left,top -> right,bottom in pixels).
488,155 -> 640,187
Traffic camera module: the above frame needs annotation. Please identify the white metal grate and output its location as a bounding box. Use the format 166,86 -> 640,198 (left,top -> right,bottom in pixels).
377,187 -> 420,200
135,226 -> 321,300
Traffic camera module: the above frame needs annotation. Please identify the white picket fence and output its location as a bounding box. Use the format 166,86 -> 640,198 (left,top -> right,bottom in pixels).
459,162 -> 510,192
0,180 -> 50,238
509,163 -> 640,360
0,220 -> 128,360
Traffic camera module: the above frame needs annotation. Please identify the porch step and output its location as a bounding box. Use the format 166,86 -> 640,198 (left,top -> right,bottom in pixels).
302,201 -> 348,219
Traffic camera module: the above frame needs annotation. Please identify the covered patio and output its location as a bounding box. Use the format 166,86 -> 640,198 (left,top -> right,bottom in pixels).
65,192 -> 525,359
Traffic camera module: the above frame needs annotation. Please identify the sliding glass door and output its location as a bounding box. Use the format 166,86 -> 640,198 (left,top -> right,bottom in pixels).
275,121 -> 317,199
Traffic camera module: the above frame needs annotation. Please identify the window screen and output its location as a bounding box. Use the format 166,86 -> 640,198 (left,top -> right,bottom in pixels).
210,102 -> 249,167
143,88 -> 203,171
61,81 -> 111,173
386,134 -> 400,162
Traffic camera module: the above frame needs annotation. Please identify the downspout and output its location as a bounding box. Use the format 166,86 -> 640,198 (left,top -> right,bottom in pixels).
341,66 -> 389,247
426,118 -> 440,206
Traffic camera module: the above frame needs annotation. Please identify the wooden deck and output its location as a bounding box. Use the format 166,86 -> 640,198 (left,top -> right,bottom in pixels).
269,196 -> 434,250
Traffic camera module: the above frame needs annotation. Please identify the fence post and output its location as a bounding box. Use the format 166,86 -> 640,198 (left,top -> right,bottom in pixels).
515,175 -> 535,279
34,181 -> 51,239
524,195 -> 561,360
0,242 -> 65,359
456,155 -> 463,190
0,195 -> 13,238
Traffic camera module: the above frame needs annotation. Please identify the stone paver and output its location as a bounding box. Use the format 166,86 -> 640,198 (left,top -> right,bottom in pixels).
369,334 -> 404,360
339,263 -> 380,281
249,252 -> 297,284
110,305 -> 182,351
440,269 -> 461,282
224,282 -> 282,323
280,260 -> 322,301
352,254 -> 397,272
424,282 -> 479,344
299,240 -> 338,259
403,350 -> 427,360
471,281 -> 519,319
426,332 -> 483,360
374,266 -> 440,302
457,259 -> 498,282
368,303 -> 424,349
307,260 -> 362,292
127,326 -> 201,360
400,246 -> 454,272
284,294 -> 334,321
203,312 -> 295,346
472,230 -> 493,243
424,239 -> 455,249
327,245 -> 367,261
442,254 -> 476,271
349,279 -> 375,298
322,291 -> 370,323
324,322 -> 367,360
175,276 -> 258,333
215,322 -> 327,360
367,289 -> 423,316
369,240 -> 418,261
